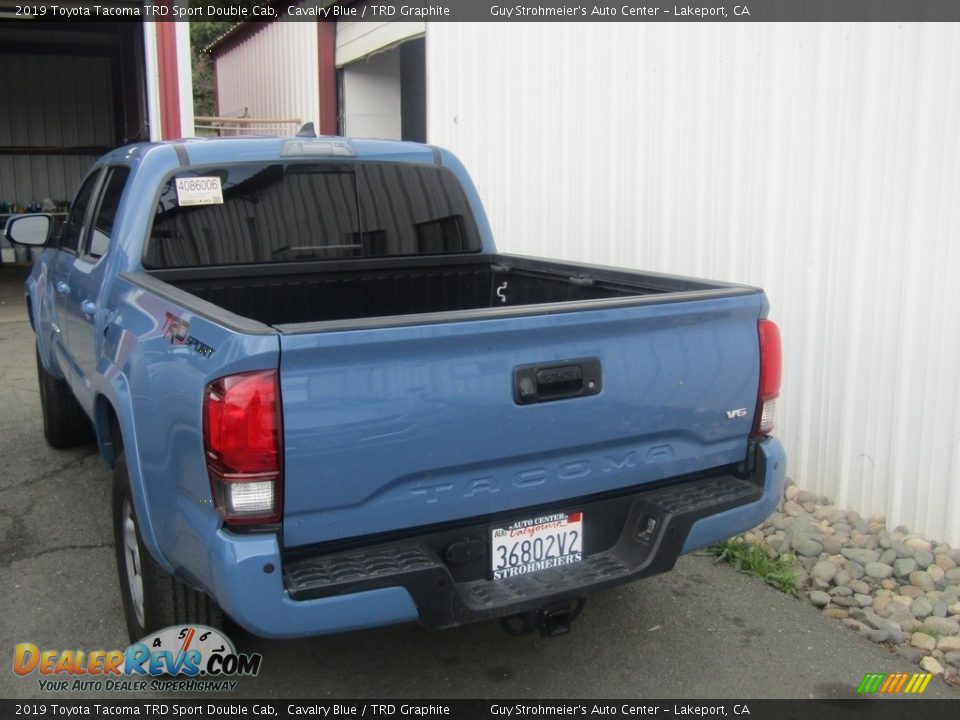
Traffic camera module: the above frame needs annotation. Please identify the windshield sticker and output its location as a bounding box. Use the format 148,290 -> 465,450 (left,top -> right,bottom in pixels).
175,176 -> 223,206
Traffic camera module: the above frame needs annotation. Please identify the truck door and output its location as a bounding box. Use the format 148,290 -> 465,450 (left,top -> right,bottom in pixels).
50,169 -> 104,391
60,166 -> 130,411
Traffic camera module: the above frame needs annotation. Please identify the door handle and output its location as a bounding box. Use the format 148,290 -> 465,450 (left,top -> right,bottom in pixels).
56,281 -> 70,295
81,300 -> 97,318
514,358 -> 603,405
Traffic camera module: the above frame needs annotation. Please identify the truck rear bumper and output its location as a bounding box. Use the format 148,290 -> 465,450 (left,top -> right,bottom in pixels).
208,438 -> 785,639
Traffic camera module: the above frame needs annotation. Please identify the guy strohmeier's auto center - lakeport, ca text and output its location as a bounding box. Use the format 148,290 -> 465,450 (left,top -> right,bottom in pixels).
488,5 -> 748,17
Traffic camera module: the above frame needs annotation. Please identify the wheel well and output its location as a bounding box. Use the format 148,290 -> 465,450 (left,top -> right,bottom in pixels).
94,396 -> 123,467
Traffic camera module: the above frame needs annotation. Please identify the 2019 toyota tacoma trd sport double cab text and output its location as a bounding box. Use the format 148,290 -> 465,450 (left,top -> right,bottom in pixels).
6,136 -> 785,641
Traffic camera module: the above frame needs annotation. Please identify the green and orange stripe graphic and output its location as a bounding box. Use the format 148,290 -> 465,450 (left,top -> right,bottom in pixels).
857,672 -> 933,694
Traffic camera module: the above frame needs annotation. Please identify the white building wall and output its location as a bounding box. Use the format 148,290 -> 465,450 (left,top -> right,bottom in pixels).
427,22 -> 960,545
214,21 -> 319,133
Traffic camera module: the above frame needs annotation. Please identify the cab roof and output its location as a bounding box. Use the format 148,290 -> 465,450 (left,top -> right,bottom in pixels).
97,136 -> 438,169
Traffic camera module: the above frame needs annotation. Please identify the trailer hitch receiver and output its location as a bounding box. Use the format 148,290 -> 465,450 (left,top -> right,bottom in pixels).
500,598 -> 586,638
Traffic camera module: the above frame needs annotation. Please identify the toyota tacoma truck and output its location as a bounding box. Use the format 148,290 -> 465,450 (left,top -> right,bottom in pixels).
7,135 -> 785,641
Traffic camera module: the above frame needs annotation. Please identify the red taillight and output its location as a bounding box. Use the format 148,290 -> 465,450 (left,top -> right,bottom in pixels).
203,370 -> 282,525
753,319 -> 782,437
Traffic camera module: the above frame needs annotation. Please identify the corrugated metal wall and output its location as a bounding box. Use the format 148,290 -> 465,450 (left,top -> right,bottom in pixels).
0,53 -> 113,205
336,17 -> 424,67
427,22 -> 960,545
214,22 -> 319,134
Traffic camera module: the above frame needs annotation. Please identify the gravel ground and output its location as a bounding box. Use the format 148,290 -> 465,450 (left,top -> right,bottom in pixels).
737,481 -> 960,688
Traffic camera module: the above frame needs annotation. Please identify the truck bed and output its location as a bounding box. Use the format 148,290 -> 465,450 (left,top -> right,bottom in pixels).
146,254 -> 744,329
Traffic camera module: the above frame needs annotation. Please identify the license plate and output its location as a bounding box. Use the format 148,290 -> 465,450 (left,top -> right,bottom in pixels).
491,511 -> 583,579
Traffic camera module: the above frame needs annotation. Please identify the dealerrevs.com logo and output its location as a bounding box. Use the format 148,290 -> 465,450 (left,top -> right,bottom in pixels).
14,625 -> 262,693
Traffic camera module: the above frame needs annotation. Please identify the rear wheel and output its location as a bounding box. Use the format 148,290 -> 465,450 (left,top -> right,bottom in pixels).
35,345 -> 95,448
112,451 -> 223,641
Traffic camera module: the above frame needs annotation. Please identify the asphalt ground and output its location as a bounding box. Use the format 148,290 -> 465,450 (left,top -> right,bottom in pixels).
0,265 -> 958,702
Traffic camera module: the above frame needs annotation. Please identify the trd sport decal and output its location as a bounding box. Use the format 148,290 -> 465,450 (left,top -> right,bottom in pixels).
162,312 -> 216,357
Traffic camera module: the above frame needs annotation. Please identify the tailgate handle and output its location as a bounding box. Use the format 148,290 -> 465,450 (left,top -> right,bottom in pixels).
514,358 -> 602,405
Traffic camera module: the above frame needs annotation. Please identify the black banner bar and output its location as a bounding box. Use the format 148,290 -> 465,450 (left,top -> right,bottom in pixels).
5,1 -> 960,23
3,700 -> 960,720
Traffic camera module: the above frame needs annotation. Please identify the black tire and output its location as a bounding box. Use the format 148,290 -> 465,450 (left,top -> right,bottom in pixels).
112,451 -> 223,642
35,345 -> 95,449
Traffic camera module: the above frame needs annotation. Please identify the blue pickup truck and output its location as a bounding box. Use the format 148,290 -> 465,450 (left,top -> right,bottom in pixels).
6,136 -> 784,641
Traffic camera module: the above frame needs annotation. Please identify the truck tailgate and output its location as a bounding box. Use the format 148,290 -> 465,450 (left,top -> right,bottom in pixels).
279,292 -> 764,548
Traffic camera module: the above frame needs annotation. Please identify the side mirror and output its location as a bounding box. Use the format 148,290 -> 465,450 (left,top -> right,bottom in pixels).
5,214 -> 53,247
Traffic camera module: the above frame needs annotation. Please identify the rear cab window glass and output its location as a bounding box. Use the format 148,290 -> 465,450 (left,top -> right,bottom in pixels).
143,162 -> 481,268
87,167 -> 131,260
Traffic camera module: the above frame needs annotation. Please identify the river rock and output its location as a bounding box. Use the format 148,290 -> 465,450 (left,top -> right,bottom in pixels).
873,596 -> 894,616
911,598 -> 934,618
822,536 -> 845,556
862,629 -> 888,643
924,616 -> 960,636
842,548 -> 880,565
811,560 -> 837,582
865,562 -> 893,579
936,554 -> 957,571
841,618 -> 867,632
900,585 -> 925,599
791,537 -> 823,558
891,541 -> 914,559
894,558 -> 918,577
910,571 -> 936,592
845,561 -> 865,580
911,632 -> 937,651
814,505 -> 839,521
783,500 -> 804,517
809,590 -> 831,606
795,490 -> 817,504
906,537 -> 933,553
901,618 -> 926,633
833,569 -> 851,587
831,596 -> 860,608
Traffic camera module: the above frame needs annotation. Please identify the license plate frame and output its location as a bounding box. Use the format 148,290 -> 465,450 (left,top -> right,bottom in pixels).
490,511 -> 584,580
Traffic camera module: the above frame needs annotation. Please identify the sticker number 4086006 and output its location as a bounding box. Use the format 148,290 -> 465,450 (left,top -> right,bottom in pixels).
175,176 -> 223,207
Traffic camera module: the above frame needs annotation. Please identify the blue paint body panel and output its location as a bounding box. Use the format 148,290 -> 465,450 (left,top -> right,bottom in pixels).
22,137 -> 786,638
279,292 -> 764,548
